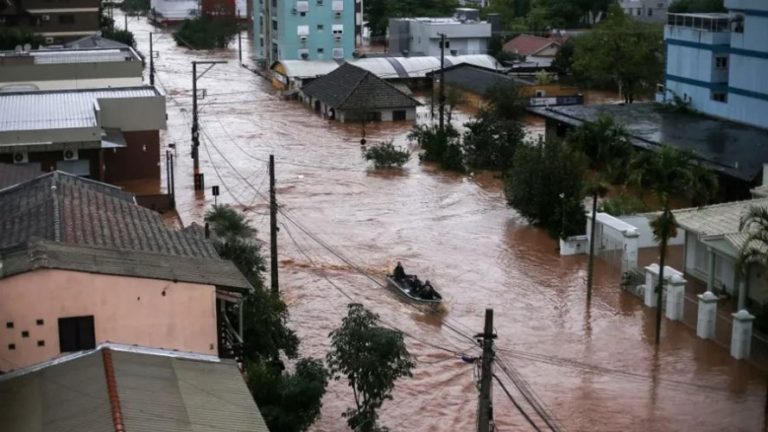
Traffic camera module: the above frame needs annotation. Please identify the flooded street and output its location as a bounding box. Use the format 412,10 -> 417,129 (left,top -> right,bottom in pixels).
129,16 -> 766,431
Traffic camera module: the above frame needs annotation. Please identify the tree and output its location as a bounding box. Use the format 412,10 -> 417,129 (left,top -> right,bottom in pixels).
505,139 -> 588,239
174,15 -> 237,49
551,38 -> 575,76
668,0 -> 725,13
327,304 -> 414,432
630,146 -> 717,345
445,87 -> 465,124
0,28 -> 42,50
247,358 -> 329,432
363,141 -> 411,169
408,124 -> 464,172
122,0 -> 150,15
737,207 -> 768,335
572,4 -> 664,103
568,115 -> 632,303
527,0 -> 614,30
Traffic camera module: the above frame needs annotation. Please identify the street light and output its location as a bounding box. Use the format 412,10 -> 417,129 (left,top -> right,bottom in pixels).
191,60 -> 226,191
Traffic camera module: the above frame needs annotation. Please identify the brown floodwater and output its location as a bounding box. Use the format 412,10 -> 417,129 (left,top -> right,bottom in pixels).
126,15 -> 767,432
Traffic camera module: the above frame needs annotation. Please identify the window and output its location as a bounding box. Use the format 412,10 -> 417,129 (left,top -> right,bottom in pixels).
37,340 -> 45,347
8,344 -> 15,351
648,8 -> 653,16
58,14 -> 75,24
317,24 -> 324,31
5,322 -> 12,329
21,331 -> 29,338
711,91 -> 728,103
715,56 -> 728,69
36,319 -> 44,326
392,110 -> 407,121
58,316 -> 95,353
317,47 -> 324,53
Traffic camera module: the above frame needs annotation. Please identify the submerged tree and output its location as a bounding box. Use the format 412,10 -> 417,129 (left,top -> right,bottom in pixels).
363,141 -> 411,169
505,139 -> 588,239
409,124 -> 464,172
630,146 -> 717,345
327,304 -> 414,432
568,115 -> 632,304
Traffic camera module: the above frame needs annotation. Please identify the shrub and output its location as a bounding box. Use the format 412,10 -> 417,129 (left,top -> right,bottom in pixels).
408,124 -> 464,172
174,16 -> 237,49
599,193 -> 647,216
363,141 -> 410,169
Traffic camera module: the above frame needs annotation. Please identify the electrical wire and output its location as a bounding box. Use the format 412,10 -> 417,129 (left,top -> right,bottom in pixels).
493,373 -> 543,432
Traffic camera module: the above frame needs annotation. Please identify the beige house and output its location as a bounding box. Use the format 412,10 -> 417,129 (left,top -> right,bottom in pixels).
0,172 -> 251,373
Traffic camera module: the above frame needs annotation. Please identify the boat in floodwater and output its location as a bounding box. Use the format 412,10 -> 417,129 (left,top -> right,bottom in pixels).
386,275 -> 442,310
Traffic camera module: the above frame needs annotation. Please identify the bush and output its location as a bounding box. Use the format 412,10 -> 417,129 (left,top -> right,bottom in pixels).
599,193 -> 647,216
505,140 -> 588,239
363,141 -> 410,169
462,115 -> 524,171
408,124 -> 464,172
0,28 -> 42,50
174,16 -> 237,49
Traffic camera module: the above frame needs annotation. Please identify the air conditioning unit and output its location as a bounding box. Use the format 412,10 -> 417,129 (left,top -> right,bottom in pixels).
44,37 -> 54,44
299,35 -> 308,43
13,152 -> 29,164
63,149 -> 79,161
41,14 -> 50,21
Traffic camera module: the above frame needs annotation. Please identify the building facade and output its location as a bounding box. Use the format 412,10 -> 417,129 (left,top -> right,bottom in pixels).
620,0 -> 670,22
388,10 -> 492,57
0,0 -> 100,45
660,0 -> 768,129
253,0 -> 361,62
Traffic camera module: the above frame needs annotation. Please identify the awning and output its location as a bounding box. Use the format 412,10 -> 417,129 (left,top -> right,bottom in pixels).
101,129 -> 127,148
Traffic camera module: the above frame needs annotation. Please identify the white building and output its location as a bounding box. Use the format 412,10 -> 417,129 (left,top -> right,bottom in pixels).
388,9 -> 491,57
659,0 -> 768,129
620,0 -> 670,22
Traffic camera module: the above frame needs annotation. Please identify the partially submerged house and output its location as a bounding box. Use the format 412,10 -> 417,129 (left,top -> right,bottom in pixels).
0,172 -> 250,372
0,344 -> 271,431
298,63 -> 420,122
503,34 -> 562,68
674,198 -> 768,307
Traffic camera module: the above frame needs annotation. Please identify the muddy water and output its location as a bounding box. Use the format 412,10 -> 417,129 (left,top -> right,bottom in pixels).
126,15 -> 767,431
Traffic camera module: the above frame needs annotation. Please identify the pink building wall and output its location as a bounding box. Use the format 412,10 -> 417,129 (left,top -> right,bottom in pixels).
0,269 -> 218,372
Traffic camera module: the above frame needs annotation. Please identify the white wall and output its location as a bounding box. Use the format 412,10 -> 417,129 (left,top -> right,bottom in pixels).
619,214 -> 686,249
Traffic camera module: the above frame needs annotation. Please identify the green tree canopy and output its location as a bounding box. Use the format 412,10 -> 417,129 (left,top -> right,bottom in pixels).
0,28 -> 42,50
363,141 -> 411,169
327,304 -> 414,432
365,0 -> 458,37
247,358 -> 329,432
505,139 -> 588,239
174,16 -> 237,49
572,4 -> 664,102
528,0 -> 614,29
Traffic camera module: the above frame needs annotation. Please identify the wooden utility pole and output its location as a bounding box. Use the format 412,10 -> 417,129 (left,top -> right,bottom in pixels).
438,33 -> 446,132
586,194 -> 598,304
269,154 -> 279,293
237,10 -> 242,64
477,308 -> 496,432
149,32 -> 155,86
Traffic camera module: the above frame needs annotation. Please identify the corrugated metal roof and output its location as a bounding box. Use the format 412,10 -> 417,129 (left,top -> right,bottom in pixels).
0,87 -> 159,132
274,55 -> 500,80
0,347 -> 270,432
31,49 -> 137,64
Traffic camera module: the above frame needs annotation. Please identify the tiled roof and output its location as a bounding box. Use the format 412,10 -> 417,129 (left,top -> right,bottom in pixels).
673,198 -> 768,237
503,34 -> 559,57
300,63 -> 419,110
0,344 -> 271,432
0,172 -> 250,290
0,86 -> 159,132
0,163 -> 42,190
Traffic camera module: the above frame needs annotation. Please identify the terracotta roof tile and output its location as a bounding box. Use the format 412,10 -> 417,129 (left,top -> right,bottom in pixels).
503,34 -> 560,57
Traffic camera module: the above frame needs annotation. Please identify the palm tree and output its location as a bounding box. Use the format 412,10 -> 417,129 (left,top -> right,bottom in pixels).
568,115 -> 632,304
630,145 -> 718,345
205,203 -> 254,242
736,206 -> 768,310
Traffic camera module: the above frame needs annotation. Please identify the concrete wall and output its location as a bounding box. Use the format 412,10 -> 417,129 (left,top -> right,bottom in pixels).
620,214 -> 686,248
0,269 -> 218,372
0,61 -> 144,91
104,130 -> 161,182
98,95 -> 167,132
270,0 -> 356,60
407,21 -> 490,56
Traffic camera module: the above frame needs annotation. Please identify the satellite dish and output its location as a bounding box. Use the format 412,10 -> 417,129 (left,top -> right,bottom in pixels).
23,43 -> 31,51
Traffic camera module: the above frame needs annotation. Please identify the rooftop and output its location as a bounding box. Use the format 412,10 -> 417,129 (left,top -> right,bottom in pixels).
674,198 -> 768,237
300,63 -> 420,110
0,343 -> 270,432
0,86 -> 161,133
425,63 -> 516,96
0,172 -> 250,290
503,34 -> 560,57
0,163 -> 42,189
528,103 -> 768,182
0,48 -> 141,65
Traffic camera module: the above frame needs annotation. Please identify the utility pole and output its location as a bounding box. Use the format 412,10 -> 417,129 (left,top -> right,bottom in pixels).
237,9 -> 242,64
191,60 -> 226,190
149,32 -> 155,86
438,33 -> 446,132
476,308 -> 496,432
269,154 -> 279,293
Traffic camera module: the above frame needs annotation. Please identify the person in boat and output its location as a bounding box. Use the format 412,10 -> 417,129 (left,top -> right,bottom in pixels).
393,262 -> 406,281
422,280 -> 436,300
410,276 -> 423,294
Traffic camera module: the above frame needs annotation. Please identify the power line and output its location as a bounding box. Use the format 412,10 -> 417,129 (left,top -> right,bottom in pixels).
493,373 -> 543,432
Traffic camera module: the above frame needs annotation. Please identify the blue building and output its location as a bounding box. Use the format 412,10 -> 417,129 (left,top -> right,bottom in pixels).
253,0 -> 361,63
660,0 -> 768,129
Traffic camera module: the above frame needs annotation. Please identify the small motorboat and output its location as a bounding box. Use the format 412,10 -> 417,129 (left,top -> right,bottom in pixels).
386,274 -> 442,310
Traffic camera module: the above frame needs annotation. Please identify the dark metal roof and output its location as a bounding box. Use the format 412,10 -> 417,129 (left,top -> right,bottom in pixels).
0,345 -> 270,432
300,63 -> 420,110
0,172 -> 250,290
426,63 -> 518,96
528,103 -> 768,182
